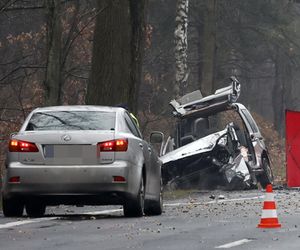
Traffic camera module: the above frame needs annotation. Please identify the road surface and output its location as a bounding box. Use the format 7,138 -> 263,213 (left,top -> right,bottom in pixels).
0,189 -> 299,249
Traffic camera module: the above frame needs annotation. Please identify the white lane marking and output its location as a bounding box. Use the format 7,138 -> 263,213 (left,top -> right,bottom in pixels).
0,217 -> 58,229
164,195 -> 264,207
164,202 -> 186,207
205,195 -> 264,204
215,239 -> 253,249
84,209 -> 122,215
0,208 -> 122,230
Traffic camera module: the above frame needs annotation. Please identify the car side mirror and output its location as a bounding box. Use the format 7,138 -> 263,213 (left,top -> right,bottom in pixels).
150,131 -> 164,144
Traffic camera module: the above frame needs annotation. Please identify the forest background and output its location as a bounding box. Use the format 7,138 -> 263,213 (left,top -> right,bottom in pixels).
1,0 -> 300,183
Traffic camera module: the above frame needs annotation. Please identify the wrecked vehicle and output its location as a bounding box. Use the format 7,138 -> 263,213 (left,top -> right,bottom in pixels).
160,77 -> 273,190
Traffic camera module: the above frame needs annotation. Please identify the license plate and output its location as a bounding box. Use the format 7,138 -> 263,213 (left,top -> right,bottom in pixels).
44,145 -> 54,158
44,145 -> 97,164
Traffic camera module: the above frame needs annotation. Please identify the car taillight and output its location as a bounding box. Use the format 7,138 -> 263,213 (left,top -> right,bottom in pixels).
9,176 -> 20,183
9,139 -> 39,152
113,176 -> 126,182
99,139 -> 128,152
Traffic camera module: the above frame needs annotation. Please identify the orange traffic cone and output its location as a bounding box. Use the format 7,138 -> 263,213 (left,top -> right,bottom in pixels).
257,184 -> 281,228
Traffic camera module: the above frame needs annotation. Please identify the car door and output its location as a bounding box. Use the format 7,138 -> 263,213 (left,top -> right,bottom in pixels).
147,141 -> 162,198
124,113 -> 158,198
236,104 -> 265,167
124,112 -> 150,172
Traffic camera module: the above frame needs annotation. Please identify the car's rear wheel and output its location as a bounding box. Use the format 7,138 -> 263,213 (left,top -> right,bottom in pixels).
2,197 -> 24,217
258,157 -> 274,189
25,203 -> 46,217
123,178 -> 144,217
144,179 -> 163,216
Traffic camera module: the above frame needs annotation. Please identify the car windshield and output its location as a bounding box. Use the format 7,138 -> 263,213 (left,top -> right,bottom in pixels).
26,111 -> 116,131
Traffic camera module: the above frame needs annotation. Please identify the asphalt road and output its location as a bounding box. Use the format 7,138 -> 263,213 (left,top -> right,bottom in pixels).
0,189 -> 299,250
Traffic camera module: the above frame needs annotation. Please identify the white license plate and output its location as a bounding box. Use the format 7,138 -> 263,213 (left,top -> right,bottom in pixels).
44,145 -> 97,164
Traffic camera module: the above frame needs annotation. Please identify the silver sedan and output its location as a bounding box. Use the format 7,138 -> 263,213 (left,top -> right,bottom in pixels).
2,106 -> 163,217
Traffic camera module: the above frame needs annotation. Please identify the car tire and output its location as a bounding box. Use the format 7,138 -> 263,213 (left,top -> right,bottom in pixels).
144,179 -> 163,216
226,175 -> 247,191
25,203 -> 46,217
2,197 -> 24,217
258,157 -> 274,189
123,177 -> 144,217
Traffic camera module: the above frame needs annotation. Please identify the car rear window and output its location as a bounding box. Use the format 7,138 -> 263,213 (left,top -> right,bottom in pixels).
26,111 -> 116,131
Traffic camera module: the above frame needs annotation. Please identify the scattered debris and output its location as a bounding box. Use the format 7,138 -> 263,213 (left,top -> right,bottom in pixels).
209,195 -> 215,200
218,195 -> 225,200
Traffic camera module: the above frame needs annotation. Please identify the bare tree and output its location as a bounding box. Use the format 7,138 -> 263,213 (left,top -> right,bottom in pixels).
44,0 -> 62,105
174,0 -> 189,97
200,0 -> 216,96
86,0 -> 146,113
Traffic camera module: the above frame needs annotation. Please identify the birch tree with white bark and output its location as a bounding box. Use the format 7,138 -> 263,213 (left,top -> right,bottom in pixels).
174,0 -> 189,97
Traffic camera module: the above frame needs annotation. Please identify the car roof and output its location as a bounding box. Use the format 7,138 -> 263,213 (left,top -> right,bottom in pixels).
171,77 -> 241,119
178,103 -> 247,120
31,105 -> 124,113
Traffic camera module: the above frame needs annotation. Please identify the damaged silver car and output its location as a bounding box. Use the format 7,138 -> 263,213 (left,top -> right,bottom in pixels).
160,77 -> 273,190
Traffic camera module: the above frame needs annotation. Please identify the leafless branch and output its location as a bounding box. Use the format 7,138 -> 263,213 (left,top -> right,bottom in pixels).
0,54 -> 32,66
61,0 -> 80,66
64,71 -> 88,80
3,5 -> 45,11
0,0 -> 18,13
0,65 -> 45,83
0,0 -> 79,12
61,5 -> 108,69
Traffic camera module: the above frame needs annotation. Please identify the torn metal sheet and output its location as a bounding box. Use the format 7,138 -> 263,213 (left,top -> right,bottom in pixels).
160,129 -> 227,165
161,125 -> 252,189
170,76 -> 240,117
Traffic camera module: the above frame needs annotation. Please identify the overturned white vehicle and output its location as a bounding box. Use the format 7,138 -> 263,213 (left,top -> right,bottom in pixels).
160,77 -> 273,190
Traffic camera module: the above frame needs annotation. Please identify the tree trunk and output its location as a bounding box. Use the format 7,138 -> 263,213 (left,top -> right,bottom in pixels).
44,0 -> 62,106
200,0 -> 216,96
174,0 -> 189,97
86,0 -> 145,113
273,50 -> 291,137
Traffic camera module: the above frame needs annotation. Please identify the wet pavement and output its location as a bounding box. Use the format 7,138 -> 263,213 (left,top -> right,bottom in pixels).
0,189 -> 299,249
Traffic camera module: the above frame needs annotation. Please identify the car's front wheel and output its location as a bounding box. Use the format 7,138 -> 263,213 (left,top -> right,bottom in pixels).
2,197 -> 24,217
123,178 -> 144,217
25,203 -> 46,217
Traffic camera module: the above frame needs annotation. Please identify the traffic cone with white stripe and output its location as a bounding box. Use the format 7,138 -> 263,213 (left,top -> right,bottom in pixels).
257,184 -> 281,228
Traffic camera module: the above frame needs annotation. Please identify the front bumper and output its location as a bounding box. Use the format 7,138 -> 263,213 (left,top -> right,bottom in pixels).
1,160 -> 141,205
